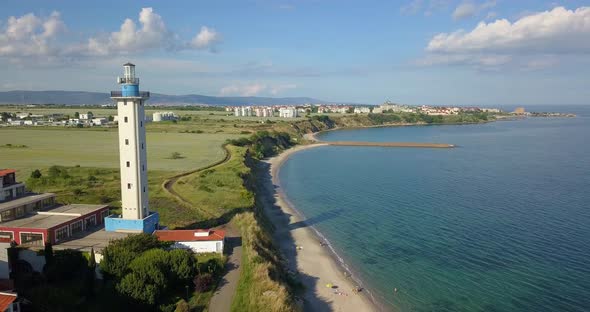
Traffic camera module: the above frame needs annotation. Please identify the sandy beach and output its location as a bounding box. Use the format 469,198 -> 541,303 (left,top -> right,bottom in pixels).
260,143 -> 384,312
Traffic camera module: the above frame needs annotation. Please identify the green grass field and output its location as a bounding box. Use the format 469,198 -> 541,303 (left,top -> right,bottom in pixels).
0,128 -> 240,177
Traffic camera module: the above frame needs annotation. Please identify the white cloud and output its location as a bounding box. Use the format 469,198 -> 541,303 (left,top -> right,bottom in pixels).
429,6 -> 590,54
86,8 -> 220,55
83,8 -> 174,55
0,11 -> 65,57
191,26 -> 220,51
220,82 -> 297,96
422,6 -> 590,69
0,8 -> 220,60
452,1 -> 496,20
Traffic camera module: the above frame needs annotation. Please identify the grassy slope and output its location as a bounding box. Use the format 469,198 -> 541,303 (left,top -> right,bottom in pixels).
170,146 -> 299,311
171,145 -> 252,228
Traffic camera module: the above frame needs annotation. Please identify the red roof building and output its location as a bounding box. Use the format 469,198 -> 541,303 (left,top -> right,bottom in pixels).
154,229 -> 225,253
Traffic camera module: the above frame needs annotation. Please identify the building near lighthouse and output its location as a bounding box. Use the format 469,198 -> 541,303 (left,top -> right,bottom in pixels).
105,63 -> 160,234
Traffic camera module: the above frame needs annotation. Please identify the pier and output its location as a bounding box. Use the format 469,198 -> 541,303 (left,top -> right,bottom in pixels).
325,141 -> 455,148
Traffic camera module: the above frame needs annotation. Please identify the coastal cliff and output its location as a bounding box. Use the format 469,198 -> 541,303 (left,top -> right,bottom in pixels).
285,112 -> 493,139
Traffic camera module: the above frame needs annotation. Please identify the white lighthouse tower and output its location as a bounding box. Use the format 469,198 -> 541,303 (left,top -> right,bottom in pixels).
105,63 -> 160,233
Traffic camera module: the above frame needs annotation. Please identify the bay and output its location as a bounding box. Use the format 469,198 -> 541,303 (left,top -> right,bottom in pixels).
278,105 -> 590,311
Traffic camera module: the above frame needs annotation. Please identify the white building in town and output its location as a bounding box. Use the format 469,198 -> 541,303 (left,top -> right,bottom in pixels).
254,107 -> 274,117
279,107 -> 298,118
92,118 -> 108,126
354,107 -> 371,114
79,113 -> 94,120
154,229 -> 226,253
152,112 -> 177,122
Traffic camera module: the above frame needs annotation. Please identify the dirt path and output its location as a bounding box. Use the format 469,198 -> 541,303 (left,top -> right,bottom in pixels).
161,144 -> 231,218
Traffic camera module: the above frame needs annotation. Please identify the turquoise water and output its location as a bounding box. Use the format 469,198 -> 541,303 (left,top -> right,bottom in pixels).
278,107 -> 590,311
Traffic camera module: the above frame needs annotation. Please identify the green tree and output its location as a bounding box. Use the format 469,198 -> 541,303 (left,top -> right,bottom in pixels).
168,249 -> 197,285
117,249 -> 170,305
74,112 -> 80,118
30,169 -> 42,179
100,234 -> 165,279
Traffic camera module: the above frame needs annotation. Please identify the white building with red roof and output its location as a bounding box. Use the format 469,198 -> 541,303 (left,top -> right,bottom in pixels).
154,229 -> 225,254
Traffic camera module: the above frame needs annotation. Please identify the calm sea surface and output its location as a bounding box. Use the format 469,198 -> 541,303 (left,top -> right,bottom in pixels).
278,106 -> 590,311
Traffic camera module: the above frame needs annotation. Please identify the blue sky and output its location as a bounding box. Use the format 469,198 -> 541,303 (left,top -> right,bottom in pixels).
1,0 -> 589,105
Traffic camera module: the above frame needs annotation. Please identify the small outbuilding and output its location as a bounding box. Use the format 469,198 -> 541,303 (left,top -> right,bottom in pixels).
154,229 -> 225,254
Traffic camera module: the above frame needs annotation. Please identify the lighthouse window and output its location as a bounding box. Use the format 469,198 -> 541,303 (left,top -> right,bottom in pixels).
140,121 -> 143,127
143,187 -> 146,193
141,143 -> 144,149
126,161 -> 130,167
127,183 -> 132,189
142,164 -> 145,171
125,139 -> 129,145
124,117 -> 128,123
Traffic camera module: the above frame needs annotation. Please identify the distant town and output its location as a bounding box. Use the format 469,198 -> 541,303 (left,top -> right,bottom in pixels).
0,101 -> 574,128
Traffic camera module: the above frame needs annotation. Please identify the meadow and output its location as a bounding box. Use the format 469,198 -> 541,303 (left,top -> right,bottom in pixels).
0,128 -> 241,177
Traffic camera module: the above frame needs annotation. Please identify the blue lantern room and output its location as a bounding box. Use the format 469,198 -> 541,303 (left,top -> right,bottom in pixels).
118,62 -> 140,97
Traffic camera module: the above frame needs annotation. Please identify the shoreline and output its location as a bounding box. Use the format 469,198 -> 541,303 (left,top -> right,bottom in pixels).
261,143 -> 387,311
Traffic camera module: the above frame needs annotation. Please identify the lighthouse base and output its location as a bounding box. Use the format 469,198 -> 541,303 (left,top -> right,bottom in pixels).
105,212 -> 160,234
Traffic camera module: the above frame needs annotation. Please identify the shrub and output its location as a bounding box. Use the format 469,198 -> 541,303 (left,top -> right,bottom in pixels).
175,299 -> 190,312
205,258 -> 224,277
194,273 -> 213,293
30,169 -> 42,179
170,152 -> 183,159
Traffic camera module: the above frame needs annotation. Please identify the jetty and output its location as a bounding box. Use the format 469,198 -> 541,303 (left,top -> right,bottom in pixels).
325,141 -> 455,148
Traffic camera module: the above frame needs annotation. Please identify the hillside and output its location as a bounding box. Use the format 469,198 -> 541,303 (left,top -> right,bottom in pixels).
0,90 -> 328,106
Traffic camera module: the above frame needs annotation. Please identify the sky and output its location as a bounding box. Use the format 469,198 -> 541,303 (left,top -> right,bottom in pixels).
0,0 -> 589,106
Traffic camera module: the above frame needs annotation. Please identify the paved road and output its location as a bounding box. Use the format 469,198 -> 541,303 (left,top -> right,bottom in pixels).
208,225 -> 242,312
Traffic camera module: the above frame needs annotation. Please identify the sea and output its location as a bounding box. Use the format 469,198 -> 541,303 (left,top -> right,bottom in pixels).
278,105 -> 590,312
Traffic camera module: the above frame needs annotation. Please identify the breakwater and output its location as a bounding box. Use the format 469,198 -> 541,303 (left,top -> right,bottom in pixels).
325,141 -> 455,148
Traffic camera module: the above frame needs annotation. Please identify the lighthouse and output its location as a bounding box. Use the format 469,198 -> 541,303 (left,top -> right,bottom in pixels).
105,63 -> 160,233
